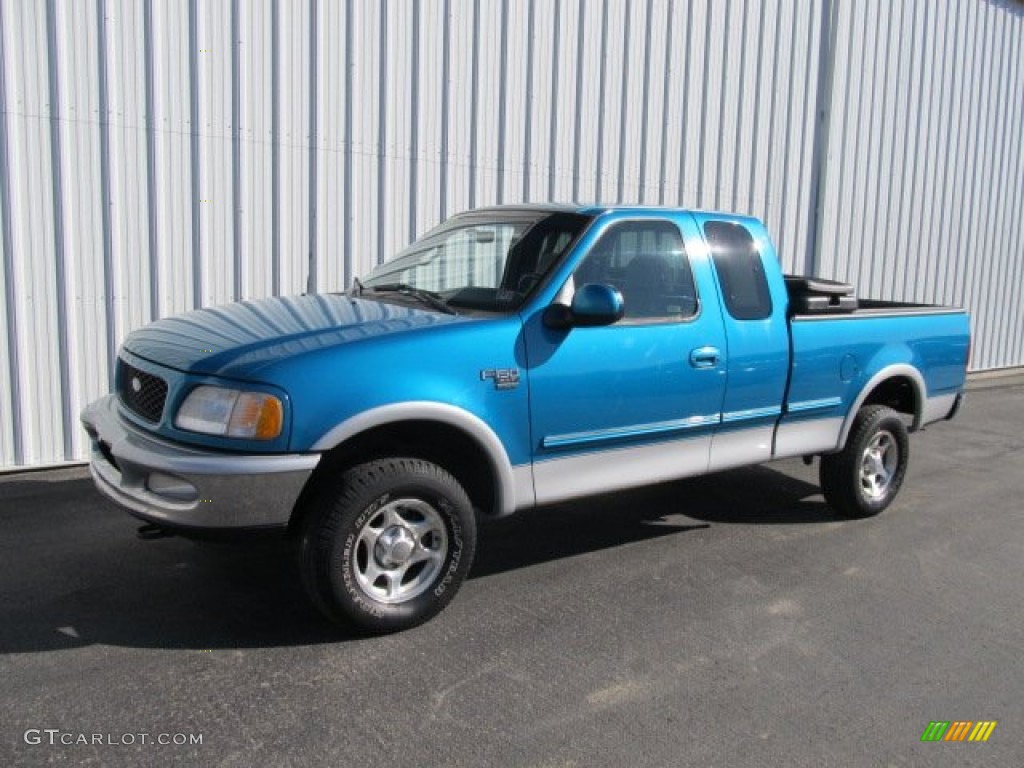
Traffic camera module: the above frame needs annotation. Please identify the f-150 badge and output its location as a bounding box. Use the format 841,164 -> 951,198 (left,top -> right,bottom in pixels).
480,368 -> 520,390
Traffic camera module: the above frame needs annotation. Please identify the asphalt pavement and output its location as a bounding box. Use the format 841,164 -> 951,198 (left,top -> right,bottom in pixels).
2,381 -> 1023,767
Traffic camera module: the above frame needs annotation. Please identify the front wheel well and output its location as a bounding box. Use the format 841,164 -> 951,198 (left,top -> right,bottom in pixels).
289,420 -> 498,533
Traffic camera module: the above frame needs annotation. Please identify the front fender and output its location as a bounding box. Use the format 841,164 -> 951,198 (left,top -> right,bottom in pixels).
310,401 -> 533,515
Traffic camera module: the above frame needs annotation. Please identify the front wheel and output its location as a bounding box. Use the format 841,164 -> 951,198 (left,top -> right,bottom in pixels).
820,405 -> 910,518
299,458 -> 477,633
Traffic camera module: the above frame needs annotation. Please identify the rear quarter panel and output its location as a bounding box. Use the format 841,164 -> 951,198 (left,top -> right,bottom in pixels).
780,309 -> 970,455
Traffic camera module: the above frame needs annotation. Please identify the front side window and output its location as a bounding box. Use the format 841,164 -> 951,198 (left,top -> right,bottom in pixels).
572,220 -> 698,321
704,220 -> 772,321
362,212 -> 592,312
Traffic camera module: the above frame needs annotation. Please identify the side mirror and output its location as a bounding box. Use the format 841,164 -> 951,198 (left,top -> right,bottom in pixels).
543,283 -> 624,329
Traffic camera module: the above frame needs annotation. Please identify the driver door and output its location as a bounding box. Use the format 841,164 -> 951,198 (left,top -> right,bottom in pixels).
523,216 -> 728,505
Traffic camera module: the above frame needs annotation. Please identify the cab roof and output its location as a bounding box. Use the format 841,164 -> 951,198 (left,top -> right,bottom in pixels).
462,202 -> 760,223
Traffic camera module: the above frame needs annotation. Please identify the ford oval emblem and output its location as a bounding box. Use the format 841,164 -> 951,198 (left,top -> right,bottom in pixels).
131,376 -> 142,393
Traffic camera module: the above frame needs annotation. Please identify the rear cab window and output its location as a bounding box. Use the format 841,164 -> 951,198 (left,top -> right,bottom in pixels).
703,220 -> 772,321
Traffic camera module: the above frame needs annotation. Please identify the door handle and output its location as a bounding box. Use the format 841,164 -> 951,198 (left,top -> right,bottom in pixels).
689,346 -> 721,368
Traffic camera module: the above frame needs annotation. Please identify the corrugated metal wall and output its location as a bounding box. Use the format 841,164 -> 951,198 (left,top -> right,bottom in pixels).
816,0 -> 1024,372
0,0 -> 1021,470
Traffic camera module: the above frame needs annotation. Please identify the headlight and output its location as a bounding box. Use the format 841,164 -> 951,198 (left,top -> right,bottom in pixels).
175,386 -> 283,440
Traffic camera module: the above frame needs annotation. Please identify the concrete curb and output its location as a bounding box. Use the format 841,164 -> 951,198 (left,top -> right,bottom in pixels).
966,366 -> 1024,391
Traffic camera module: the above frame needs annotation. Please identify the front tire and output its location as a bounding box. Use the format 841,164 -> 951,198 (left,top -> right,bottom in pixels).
820,405 -> 910,518
300,458 -> 477,633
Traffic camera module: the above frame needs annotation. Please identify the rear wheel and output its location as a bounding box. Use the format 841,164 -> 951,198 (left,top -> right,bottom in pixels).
299,458 -> 476,633
820,405 -> 909,518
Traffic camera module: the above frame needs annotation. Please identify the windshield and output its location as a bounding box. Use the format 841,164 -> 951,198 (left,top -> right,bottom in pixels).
362,211 -> 593,312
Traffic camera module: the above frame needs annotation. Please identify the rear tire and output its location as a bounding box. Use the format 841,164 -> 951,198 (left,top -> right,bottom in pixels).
299,458 -> 476,633
820,405 -> 909,518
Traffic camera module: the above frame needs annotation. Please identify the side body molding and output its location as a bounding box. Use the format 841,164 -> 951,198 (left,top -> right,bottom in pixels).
837,364 -> 926,449
310,402 -> 528,516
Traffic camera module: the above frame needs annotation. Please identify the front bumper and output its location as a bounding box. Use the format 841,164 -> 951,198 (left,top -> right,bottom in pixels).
81,395 -> 320,530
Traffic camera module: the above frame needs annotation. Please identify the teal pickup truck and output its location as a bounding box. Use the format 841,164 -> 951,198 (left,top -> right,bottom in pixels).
82,205 -> 970,632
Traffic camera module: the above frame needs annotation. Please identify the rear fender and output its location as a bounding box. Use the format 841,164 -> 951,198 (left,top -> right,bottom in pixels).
838,364 -> 925,449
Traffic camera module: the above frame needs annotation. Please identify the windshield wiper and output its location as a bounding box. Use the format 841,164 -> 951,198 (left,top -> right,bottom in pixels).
366,283 -> 457,315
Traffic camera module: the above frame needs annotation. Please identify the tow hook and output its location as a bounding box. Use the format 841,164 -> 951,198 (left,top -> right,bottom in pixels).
137,523 -> 174,540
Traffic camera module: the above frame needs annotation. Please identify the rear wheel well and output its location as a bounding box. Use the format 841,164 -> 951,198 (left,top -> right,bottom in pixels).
861,375 -> 919,423
289,420 -> 498,533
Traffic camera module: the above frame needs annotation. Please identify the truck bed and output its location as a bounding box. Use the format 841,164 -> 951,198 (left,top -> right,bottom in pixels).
846,299 -> 965,315
784,274 -> 963,318
775,282 -> 970,458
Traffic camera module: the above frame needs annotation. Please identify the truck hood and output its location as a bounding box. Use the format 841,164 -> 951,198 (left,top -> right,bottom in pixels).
122,294 -> 463,377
